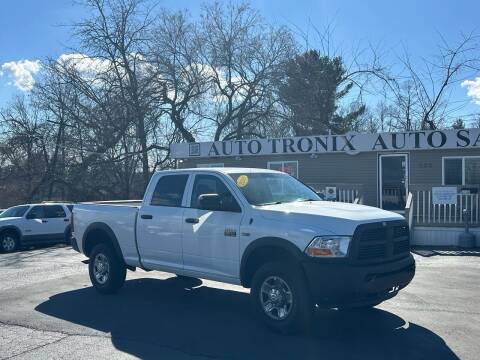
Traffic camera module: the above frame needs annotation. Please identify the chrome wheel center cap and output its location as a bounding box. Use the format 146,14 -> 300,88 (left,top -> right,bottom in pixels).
269,289 -> 282,303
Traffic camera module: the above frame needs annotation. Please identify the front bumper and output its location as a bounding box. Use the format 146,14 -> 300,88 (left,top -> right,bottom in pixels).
301,253 -> 415,308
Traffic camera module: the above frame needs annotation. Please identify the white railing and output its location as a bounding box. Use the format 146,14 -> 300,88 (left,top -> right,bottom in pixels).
414,191 -> 479,225
308,185 -> 360,204
336,189 -> 359,203
405,192 -> 414,229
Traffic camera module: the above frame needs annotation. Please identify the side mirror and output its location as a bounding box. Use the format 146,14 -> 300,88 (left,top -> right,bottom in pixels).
198,194 -> 222,211
26,213 -> 35,220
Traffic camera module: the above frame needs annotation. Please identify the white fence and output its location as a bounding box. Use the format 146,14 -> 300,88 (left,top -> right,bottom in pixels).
307,185 -> 360,204
335,189 -> 359,203
414,191 -> 479,225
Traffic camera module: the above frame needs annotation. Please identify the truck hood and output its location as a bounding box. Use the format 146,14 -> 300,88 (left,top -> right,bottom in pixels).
257,201 -> 404,235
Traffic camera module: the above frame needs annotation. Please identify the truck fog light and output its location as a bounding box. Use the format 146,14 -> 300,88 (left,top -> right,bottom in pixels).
305,236 -> 351,258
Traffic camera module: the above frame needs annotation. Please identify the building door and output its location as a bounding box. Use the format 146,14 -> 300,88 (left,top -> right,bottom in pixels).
379,154 -> 408,211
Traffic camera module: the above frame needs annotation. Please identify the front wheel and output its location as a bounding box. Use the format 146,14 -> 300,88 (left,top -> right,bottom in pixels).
0,232 -> 19,253
88,243 -> 126,294
251,262 -> 313,334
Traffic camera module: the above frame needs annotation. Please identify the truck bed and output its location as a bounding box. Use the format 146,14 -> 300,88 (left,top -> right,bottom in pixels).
73,203 -> 141,267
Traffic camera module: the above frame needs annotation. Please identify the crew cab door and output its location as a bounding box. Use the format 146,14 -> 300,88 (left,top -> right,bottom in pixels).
24,206 -> 50,238
136,173 -> 190,271
182,174 -> 243,279
43,205 -> 70,238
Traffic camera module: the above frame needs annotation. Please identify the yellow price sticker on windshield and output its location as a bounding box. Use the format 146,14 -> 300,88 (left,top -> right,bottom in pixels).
236,175 -> 249,187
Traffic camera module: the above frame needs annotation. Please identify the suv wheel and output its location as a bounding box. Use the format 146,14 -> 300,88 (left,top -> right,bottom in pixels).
64,230 -> 72,245
251,262 -> 313,334
0,232 -> 19,253
89,243 -> 126,294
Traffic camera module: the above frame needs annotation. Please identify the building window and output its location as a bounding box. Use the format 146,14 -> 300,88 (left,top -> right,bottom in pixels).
465,158 -> 480,184
267,161 -> 298,178
443,157 -> 480,185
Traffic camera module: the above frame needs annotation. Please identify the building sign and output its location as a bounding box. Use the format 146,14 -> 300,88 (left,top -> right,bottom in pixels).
171,128 -> 480,159
432,187 -> 458,205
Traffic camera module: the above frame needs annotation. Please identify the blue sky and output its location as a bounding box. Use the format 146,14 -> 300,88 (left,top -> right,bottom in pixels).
1,0 -> 480,122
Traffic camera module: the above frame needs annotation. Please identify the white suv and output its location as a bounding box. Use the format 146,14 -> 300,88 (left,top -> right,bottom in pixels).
0,203 -> 73,252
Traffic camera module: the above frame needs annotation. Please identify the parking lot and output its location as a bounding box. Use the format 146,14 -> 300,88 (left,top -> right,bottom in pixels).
0,245 -> 478,360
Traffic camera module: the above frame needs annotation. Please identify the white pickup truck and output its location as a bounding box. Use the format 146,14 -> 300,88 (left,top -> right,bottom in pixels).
72,168 -> 415,333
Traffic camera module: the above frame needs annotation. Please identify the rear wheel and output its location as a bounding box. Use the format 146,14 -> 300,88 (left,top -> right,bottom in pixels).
0,232 -> 19,253
251,262 -> 313,334
88,243 -> 126,294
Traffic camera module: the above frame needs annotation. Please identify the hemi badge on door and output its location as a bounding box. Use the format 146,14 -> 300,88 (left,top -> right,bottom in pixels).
224,228 -> 237,237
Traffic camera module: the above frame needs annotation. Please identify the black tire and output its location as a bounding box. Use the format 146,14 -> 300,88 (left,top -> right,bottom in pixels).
251,262 -> 313,334
88,243 -> 126,294
0,231 -> 19,253
64,230 -> 72,245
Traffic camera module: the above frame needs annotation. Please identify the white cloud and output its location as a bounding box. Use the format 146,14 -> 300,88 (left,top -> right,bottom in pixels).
0,59 -> 41,91
461,77 -> 480,105
58,53 -> 111,74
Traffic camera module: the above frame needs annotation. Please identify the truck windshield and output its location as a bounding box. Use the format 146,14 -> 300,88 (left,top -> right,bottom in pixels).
0,205 -> 30,218
228,172 -> 320,206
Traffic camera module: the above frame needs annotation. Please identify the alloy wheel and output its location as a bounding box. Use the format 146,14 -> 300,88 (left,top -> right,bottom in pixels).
2,236 -> 16,252
259,275 -> 294,320
93,253 -> 110,285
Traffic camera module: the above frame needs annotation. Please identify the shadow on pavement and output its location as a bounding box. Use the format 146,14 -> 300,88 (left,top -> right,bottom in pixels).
412,246 -> 480,257
0,244 -> 70,267
36,277 -> 459,360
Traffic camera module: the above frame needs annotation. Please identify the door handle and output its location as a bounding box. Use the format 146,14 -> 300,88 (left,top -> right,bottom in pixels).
42,220 -> 48,223
185,218 -> 199,224
141,214 -> 153,220
64,219 -> 69,222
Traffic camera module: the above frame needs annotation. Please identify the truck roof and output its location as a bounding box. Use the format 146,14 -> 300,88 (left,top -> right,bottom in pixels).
157,167 -> 282,175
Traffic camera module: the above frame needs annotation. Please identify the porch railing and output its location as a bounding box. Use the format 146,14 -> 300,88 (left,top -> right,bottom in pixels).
414,190 -> 479,225
336,189 -> 359,203
405,192 -> 414,229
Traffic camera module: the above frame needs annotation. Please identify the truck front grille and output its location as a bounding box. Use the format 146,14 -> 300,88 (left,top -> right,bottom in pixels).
358,244 -> 386,259
353,220 -> 410,264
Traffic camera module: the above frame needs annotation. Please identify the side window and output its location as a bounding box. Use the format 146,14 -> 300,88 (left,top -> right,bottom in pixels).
443,158 -> 462,185
44,205 -> 67,218
150,174 -> 189,207
191,175 -> 241,212
27,206 -> 45,219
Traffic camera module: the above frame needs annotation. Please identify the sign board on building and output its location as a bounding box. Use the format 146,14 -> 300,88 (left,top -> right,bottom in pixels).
170,128 -> 480,159
432,187 -> 458,205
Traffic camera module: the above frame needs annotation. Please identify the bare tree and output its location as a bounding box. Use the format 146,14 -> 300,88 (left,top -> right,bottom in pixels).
74,0 -> 161,188
148,10 -> 210,143
198,1 -> 296,141
397,33 -> 480,129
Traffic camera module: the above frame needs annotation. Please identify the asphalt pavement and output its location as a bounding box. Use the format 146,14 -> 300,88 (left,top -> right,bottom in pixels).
0,245 -> 479,359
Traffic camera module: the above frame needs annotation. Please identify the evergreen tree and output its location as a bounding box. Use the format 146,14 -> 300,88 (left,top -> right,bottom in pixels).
279,50 -> 365,135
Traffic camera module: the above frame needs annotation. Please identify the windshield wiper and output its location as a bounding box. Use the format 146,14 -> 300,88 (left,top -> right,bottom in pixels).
297,198 -> 320,202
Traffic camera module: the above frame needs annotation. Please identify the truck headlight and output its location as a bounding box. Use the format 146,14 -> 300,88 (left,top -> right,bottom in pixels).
305,236 -> 351,258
